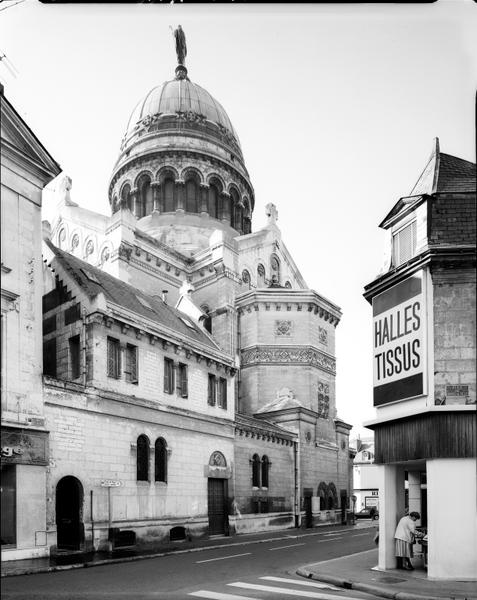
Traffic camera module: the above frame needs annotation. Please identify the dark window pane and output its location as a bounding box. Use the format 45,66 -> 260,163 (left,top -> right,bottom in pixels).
125,345 -> 138,383
69,335 -> 81,380
154,438 -> 167,483
43,338 -> 57,377
137,435 -> 149,481
0,465 -> 16,545
252,454 -> 261,487
208,374 -> 216,405
107,337 -> 121,379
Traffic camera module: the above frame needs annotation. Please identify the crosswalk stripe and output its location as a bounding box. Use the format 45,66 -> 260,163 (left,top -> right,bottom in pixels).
189,592 -> 258,600
228,582 -> 363,599
260,576 -> 340,590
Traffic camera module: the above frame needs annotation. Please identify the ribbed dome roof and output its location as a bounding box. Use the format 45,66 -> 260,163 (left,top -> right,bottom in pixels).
124,78 -> 240,146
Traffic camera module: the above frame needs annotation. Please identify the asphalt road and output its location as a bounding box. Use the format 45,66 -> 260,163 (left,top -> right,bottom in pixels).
2,525 -> 379,600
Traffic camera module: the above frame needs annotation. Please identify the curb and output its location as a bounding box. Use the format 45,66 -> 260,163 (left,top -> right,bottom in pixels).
2,525 -> 362,578
296,567 -> 477,600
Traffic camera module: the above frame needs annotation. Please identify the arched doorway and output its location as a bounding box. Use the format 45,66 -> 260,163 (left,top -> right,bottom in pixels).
56,476 -> 84,550
207,452 -> 228,536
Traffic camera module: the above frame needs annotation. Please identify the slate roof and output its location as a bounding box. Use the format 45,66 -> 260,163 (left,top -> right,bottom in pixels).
235,413 -> 296,439
45,241 -> 221,352
435,153 -> 476,194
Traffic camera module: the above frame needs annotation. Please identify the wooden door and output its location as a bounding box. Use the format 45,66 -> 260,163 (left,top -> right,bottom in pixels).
208,478 -> 227,535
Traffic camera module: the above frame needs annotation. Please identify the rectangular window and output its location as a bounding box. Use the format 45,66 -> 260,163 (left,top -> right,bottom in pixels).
125,344 -> 138,384
107,337 -> 121,379
0,465 -> 16,546
43,338 -> 57,378
164,357 -> 174,394
177,363 -> 188,398
69,335 -> 81,380
217,377 -> 227,409
208,374 -> 216,406
392,221 -> 417,267
64,302 -> 81,325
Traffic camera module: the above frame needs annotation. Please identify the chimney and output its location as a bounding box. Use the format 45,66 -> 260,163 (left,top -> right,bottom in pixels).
162,290 -> 168,304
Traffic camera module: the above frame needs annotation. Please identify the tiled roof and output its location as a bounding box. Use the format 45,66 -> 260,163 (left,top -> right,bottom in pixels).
436,153 -> 476,193
235,413 -> 296,439
45,241 -> 220,352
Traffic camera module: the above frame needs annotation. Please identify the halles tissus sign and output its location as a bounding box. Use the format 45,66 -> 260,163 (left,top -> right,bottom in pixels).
372,273 -> 425,406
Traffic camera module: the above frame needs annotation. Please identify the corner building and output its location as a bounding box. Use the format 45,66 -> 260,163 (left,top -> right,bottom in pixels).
44,56 -> 353,552
363,139 -> 476,580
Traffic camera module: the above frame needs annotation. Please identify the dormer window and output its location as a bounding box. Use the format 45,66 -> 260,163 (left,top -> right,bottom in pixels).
392,220 -> 416,267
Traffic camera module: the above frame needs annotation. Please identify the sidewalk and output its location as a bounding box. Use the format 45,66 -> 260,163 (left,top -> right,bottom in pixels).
1,522 -> 359,578
297,548 -> 477,600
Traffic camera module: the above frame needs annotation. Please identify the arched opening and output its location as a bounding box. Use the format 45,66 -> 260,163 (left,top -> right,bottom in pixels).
243,199 -> 252,234
242,270 -> 251,290
120,184 -> 131,211
230,189 -> 239,228
257,264 -> 266,287
252,454 -> 261,487
261,455 -> 269,488
234,203 -> 243,233
328,482 -> 338,509
270,255 -> 281,286
208,184 -> 219,219
137,434 -> 150,481
318,482 -> 328,511
154,437 -> 168,483
200,305 -> 212,334
185,179 -> 199,213
138,178 -> 153,218
164,178 -> 175,212
56,476 -> 84,550
170,526 -> 186,541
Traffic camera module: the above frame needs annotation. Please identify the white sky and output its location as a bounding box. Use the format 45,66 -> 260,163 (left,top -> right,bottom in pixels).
1,0 -> 476,436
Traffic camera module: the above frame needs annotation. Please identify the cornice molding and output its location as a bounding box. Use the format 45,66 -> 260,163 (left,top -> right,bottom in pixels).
241,344 -> 336,375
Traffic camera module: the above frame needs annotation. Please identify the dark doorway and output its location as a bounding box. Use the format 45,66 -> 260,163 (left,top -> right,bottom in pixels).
56,476 -> 84,550
340,490 -> 348,524
303,494 -> 313,528
207,478 -> 228,535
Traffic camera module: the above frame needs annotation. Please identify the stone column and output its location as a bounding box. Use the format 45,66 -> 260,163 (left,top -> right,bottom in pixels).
377,464 -> 405,570
175,180 -> 185,212
130,188 -> 139,218
220,192 -> 231,225
200,184 -> 209,216
408,471 -> 421,525
151,182 -> 160,212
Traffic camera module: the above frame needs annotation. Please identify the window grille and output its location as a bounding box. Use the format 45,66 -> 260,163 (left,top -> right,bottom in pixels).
208,374 -> 216,405
136,435 -> 149,481
155,438 -> 167,483
107,337 -> 121,379
164,357 -> 174,394
392,221 -> 417,266
177,363 -> 188,398
69,335 -> 81,380
125,344 -> 138,383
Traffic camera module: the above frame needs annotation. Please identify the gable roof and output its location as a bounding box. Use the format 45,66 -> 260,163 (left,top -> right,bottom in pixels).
44,240 -> 222,353
1,88 -> 61,182
380,138 -> 476,229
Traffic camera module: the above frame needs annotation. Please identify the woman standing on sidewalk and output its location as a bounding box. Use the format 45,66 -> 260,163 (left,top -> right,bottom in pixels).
394,511 -> 421,570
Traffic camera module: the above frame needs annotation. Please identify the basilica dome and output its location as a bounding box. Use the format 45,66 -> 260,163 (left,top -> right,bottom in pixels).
108,64 -> 254,255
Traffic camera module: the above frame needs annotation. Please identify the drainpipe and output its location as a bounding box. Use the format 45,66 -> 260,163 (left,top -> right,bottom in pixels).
90,490 -> 95,551
294,439 -> 301,528
236,310 -> 241,414
82,307 -> 87,387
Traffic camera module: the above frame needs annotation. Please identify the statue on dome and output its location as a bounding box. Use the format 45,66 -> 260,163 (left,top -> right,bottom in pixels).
173,25 -> 187,65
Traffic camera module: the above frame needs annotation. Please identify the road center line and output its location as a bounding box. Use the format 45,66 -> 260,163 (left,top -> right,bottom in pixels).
196,552 -> 251,563
317,537 -> 344,542
351,532 -> 371,537
269,543 -> 305,551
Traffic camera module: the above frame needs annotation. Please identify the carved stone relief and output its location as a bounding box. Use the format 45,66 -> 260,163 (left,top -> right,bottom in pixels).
275,320 -> 292,336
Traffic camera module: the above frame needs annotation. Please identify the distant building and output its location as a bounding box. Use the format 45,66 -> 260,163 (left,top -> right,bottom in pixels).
363,139 -> 476,580
1,87 -> 61,561
351,437 -> 380,512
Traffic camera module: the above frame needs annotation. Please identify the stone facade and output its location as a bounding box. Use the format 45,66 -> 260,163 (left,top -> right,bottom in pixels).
1,88 -> 61,561
39,57 -> 354,549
